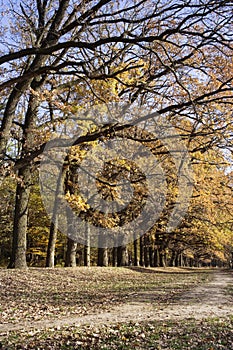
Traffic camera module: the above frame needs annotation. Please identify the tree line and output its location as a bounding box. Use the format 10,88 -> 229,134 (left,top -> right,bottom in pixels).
0,0 -> 232,269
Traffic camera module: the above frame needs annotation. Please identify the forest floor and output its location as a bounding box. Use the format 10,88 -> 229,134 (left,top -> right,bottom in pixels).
0,267 -> 233,349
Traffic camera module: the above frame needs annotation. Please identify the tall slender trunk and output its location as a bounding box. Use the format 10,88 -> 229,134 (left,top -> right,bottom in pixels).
169,250 -> 176,267
112,247 -> 118,267
46,167 -> 66,267
65,237 -> 77,267
84,222 -> 91,267
154,248 -> 160,267
159,250 -> 166,267
180,252 -> 184,267
134,235 -> 139,266
144,235 -> 150,267
46,221 -> 58,268
139,235 -> 145,267
149,246 -> 153,267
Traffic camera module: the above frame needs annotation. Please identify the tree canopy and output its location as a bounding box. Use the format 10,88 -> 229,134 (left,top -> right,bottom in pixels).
0,0 -> 232,268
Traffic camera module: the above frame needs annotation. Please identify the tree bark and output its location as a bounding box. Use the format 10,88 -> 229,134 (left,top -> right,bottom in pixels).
117,245 -> 128,266
8,79 -> 42,269
139,235 -> 145,267
46,167 -> 66,267
112,247 -> 118,267
159,250 -> 166,267
154,248 -> 160,267
98,247 -> 108,267
84,222 -> 91,267
169,250 -> 176,267
149,246 -> 153,267
65,237 -> 77,267
144,235 -> 150,267
133,235 -> 139,266
8,167 -> 31,269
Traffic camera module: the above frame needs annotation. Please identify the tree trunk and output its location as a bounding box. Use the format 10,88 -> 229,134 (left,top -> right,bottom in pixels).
139,235 -> 145,267
159,250 -> 166,267
0,0 -> 70,157
134,236 -> 139,266
98,247 -> 108,266
180,252 -> 184,267
84,223 -> 91,267
8,167 -> 31,269
84,222 -> 91,267
112,247 -> 118,267
46,221 -> 58,268
154,248 -> 160,267
46,167 -> 66,267
84,245 -> 90,267
149,246 -> 153,267
8,82 -> 41,269
65,237 -> 77,267
117,245 -> 128,266
3,2 -> 73,269
102,248 -> 108,266
144,235 -> 150,267
169,250 -> 176,267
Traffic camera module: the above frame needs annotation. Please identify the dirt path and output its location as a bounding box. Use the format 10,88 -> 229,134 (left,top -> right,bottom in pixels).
0,271 -> 232,333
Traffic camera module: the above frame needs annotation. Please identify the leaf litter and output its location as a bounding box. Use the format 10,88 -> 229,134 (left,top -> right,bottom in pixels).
0,267 -> 233,349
